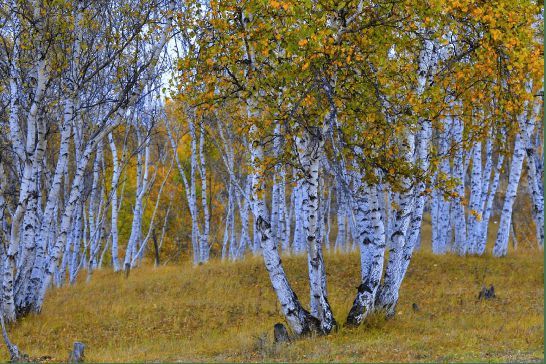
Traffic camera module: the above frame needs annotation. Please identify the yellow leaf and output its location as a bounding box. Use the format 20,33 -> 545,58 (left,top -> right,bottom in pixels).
270,0 -> 281,9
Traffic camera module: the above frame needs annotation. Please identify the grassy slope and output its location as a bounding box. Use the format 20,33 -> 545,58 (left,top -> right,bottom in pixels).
1,245 -> 543,363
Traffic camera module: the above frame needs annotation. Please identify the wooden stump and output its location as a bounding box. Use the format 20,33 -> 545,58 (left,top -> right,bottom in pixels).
273,323 -> 290,343
124,263 -> 131,278
68,342 -> 85,363
478,285 -> 495,300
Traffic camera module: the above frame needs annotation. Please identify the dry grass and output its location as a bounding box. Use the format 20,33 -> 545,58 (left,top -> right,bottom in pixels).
1,242 -> 542,363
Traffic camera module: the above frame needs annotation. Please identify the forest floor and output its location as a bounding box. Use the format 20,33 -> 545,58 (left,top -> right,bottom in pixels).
1,242 -> 543,363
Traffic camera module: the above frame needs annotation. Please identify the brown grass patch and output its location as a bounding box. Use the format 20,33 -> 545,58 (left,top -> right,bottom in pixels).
1,242 -> 543,362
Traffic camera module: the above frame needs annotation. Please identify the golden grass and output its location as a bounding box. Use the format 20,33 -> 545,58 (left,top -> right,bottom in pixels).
1,243 -> 542,363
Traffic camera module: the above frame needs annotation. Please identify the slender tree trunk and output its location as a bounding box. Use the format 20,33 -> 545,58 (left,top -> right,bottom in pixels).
124,129 -> 149,272
467,142 -> 483,254
293,178 -> 306,254
375,130 -> 416,317
493,134 -> 526,256
432,118 -> 452,253
236,177 -> 252,258
278,167 -> 288,252
87,141 -> 104,272
69,203 -> 83,284
402,120 -> 432,269
347,183 -> 386,326
476,153 -> 504,254
297,127 -> 336,334
222,181 -> 233,259
323,179 -> 332,251
335,184 -> 347,251
166,120 -> 202,265
108,133 -> 122,271
35,124 -> 116,311
271,126 -> 282,248
524,124 -> 544,247
131,158 -> 173,266
250,125 -> 320,336
451,116 -> 467,255
3,52 -> 49,321
198,125 -> 210,262
494,100 -> 540,256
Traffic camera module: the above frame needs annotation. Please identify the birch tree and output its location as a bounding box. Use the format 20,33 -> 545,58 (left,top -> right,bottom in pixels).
493,96 -> 543,256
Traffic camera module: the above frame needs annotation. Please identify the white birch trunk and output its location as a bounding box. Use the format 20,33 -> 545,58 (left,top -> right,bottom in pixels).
347,183 -> 386,326
335,184 -> 347,251
166,120 -> 202,265
18,110 -> 72,312
236,177 -> 252,258
297,127 -> 336,334
292,178 -> 306,254
404,120 -> 432,265
35,124 -> 115,310
375,130 -> 416,316
467,142 -> 483,254
278,167 -> 289,251
3,45 -> 49,322
476,153 -> 504,254
124,128 -> 150,272
270,127 -> 282,248
189,120 -> 202,263
431,117 -> 452,254
198,125 -> 210,262
87,141 -> 104,271
493,133 -> 526,256
108,133 -> 121,271
451,116 -> 467,255
131,159 -> 173,266
215,120 -> 238,260
494,100 -> 540,256
250,125 -> 320,335
323,179 -> 332,251
523,113 -> 544,247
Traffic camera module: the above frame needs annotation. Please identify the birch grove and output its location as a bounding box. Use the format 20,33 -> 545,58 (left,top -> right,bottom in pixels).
0,0 -> 542,346
0,0 -> 177,320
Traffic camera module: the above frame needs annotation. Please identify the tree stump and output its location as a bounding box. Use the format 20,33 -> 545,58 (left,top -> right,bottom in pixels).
478,285 -> 495,300
273,323 -> 290,344
124,263 -> 131,278
68,342 -> 85,363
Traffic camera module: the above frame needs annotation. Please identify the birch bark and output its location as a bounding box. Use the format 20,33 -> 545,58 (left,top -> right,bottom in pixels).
451,116 -> 467,255
375,130 -> 416,316
297,127 -> 336,333
347,183 -> 386,326
198,125 -> 210,262
431,117 -> 452,254
250,125 -> 320,335
493,101 -> 539,256
108,133 -> 121,271
467,142 -> 483,254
